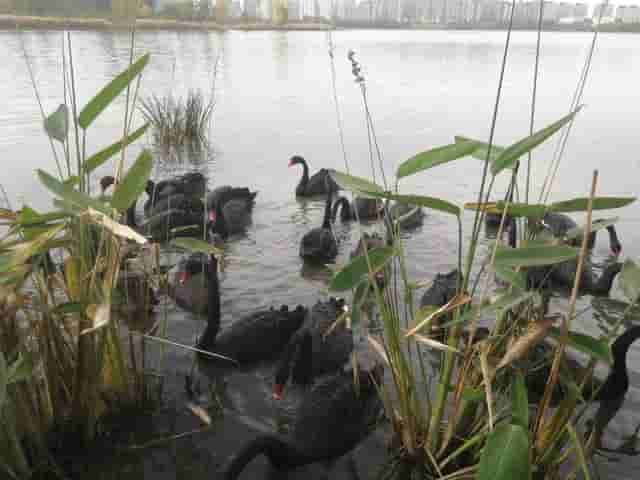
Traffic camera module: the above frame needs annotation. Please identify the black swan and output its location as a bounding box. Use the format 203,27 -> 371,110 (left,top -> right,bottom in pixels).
289,155 -> 340,197
273,297 -> 353,399
331,196 -> 383,222
174,252 -> 308,364
386,201 -> 424,230
299,184 -> 338,262
207,188 -> 257,238
542,212 -> 622,255
507,218 -> 623,296
224,365 -> 383,479
140,208 -> 204,242
591,326 -> 640,441
144,172 -> 206,214
350,232 -> 387,288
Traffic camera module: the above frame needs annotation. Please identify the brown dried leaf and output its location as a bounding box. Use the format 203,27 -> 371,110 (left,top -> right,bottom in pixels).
405,292 -> 471,338
496,316 -> 556,370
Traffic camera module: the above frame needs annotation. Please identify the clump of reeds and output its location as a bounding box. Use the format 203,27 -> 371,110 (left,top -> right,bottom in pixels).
0,31 -> 170,478
326,45 -> 640,480
140,90 -> 214,152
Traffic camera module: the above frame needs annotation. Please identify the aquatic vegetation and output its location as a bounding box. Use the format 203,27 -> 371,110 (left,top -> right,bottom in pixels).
0,33 -> 167,478
140,90 -> 214,153
325,43 -> 640,480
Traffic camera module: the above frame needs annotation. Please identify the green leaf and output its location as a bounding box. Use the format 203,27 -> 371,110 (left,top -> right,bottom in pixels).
43,104 -> 69,142
327,170 -> 383,195
111,150 -> 153,212
52,302 -> 84,315
454,135 -> 506,165
78,53 -> 150,129
37,169 -> 113,215
491,107 -> 582,176
359,191 -> 460,217
549,327 -> 612,365
6,352 -> 34,385
170,238 -> 222,256
550,197 -> 636,213
396,140 -> 480,179
512,372 -> 528,429
83,123 -> 149,174
565,217 -> 618,242
477,424 -> 531,480
494,245 -> 579,268
329,247 -> 395,292
619,259 -> 640,304
495,265 -> 526,291
350,279 -> 371,338
495,201 -> 547,218
16,207 -> 69,227
459,290 -> 538,324
446,384 -> 484,403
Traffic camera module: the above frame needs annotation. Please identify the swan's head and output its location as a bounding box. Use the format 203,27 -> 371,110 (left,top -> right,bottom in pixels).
145,180 -> 156,197
607,226 -> 622,256
288,155 -> 304,167
100,176 -> 115,193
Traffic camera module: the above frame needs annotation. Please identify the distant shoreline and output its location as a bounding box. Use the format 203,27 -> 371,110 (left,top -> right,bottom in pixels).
1,14 -> 639,34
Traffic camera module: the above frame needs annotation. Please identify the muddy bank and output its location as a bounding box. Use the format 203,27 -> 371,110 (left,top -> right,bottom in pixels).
0,15 -> 332,32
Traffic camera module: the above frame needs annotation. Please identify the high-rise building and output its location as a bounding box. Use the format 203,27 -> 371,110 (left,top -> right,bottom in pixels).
573,2 -> 587,19
593,3 -> 614,19
245,0 -> 259,17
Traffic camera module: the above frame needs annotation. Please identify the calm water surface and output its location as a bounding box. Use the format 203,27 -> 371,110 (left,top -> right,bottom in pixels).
1,28 -> 640,476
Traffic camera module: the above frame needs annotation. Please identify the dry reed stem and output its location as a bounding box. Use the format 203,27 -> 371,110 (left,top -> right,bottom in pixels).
534,170 -> 598,446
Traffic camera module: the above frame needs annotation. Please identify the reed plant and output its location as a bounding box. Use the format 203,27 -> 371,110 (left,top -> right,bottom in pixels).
0,31 -> 163,478
140,90 -> 214,153
325,28 -> 640,480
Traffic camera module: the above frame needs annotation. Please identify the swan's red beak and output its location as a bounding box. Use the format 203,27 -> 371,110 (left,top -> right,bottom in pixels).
272,383 -> 284,400
177,271 -> 189,285
208,210 -> 216,223
288,158 -> 294,167
611,246 -> 622,257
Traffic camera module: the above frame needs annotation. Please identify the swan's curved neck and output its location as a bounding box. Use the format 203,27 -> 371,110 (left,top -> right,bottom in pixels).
322,188 -> 333,229
200,255 -> 221,347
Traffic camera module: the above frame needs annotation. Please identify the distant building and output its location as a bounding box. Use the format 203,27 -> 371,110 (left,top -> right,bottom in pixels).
353,0 -> 375,21
573,2 -> 587,19
542,1 -> 559,23
244,0 -> 259,17
289,0 -> 302,19
230,0 -> 241,16
592,3 -> 614,19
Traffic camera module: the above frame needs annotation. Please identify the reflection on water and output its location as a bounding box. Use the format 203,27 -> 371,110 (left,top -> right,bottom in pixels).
2,27 -> 640,475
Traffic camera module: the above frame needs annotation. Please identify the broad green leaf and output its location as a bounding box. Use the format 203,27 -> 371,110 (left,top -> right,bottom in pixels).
6,352 -> 34,385
64,176 -> 79,187
512,372 -> 528,429
83,123 -> 149,174
459,290 -> 538,324
619,259 -> 640,304
52,302 -> 84,315
455,135 -> 506,165
43,104 -> 69,142
495,201 -> 547,218
37,169 -> 113,215
396,140 -> 480,179
329,247 -> 395,292
9,224 -> 65,267
494,245 -> 579,268
495,265 -> 526,291
565,217 -> 618,242
491,107 -> 582,176
170,238 -> 222,256
0,350 -> 7,412
550,197 -> 636,213
79,53 -> 150,129
111,150 -> 153,212
327,170 -> 383,195
16,207 -> 69,226
549,327 -> 612,365
357,191 -> 460,217
567,423 -> 592,480
477,423 -> 531,480
446,384 -> 484,403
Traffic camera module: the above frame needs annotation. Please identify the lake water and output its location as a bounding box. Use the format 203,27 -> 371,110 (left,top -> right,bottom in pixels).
1,28 -> 640,478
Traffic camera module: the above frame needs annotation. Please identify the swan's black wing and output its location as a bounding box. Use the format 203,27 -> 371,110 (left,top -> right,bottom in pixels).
299,228 -> 338,261
305,169 -> 340,196
215,308 -> 305,364
292,371 -> 382,460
